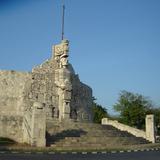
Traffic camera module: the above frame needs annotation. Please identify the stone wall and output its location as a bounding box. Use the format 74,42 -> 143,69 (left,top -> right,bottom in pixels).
71,76 -> 93,121
31,59 -> 63,120
0,40 -> 93,146
0,115 -> 23,143
32,60 -> 93,122
31,42 -> 93,122
0,70 -> 31,115
102,116 -> 156,143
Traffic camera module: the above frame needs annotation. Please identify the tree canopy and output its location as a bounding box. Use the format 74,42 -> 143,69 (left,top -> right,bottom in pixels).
93,102 -> 108,123
113,90 -> 153,129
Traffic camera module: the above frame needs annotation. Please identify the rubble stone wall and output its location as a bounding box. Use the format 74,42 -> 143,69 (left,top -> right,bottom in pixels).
0,41 -> 93,145
31,59 -> 60,120
0,70 -> 31,115
32,56 -> 93,122
71,76 -> 93,121
0,115 -> 23,142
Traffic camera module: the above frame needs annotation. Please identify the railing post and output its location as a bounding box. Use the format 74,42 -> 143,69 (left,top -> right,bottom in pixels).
31,102 -> 46,147
146,114 -> 155,143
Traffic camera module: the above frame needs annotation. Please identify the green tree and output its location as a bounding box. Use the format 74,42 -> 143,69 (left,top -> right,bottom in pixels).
93,102 -> 108,123
113,90 -> 153,129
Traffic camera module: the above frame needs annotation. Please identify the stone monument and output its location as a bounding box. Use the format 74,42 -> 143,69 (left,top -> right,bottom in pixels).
54,40 -> 72,121
0,39 -> 93,146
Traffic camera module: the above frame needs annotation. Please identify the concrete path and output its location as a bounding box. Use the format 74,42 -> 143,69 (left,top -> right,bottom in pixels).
0,150 -> 160,160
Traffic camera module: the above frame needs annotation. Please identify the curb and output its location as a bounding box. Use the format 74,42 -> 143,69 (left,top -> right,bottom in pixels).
0,148 -> 160,155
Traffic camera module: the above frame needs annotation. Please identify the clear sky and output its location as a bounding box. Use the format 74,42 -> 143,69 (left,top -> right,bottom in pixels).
0,0 -> 160,114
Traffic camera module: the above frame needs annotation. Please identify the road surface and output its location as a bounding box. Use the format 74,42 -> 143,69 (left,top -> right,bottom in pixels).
0,150 -> 160,160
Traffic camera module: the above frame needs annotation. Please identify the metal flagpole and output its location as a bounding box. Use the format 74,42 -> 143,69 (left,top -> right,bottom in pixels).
61,3 -> 65,40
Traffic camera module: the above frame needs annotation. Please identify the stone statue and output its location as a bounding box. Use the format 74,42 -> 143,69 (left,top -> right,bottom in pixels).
54,39 -> 72,121
54,39 -> 69,68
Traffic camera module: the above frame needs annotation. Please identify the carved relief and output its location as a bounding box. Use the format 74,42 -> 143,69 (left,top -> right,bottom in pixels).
54,39 -> 69,68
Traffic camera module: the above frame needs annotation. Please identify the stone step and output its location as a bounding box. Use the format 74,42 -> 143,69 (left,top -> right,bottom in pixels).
48,130 -> 139,139
51,134 -> 142,142
46,122 -> 149,147
50,140 -> 145,148
49,136 -> 148,146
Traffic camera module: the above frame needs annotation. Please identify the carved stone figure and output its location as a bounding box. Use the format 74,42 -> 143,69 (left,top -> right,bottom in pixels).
54,39 -> 69,68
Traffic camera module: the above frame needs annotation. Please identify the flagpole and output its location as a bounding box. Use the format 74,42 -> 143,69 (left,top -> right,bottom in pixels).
61,3 -> 65,40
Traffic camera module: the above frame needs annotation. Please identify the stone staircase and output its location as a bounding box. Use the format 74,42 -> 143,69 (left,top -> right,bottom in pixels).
46,121 -> 149,150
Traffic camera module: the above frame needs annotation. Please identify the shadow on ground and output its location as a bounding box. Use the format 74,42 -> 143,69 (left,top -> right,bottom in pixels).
46,129 -> 87,146
0,137 -> 17,151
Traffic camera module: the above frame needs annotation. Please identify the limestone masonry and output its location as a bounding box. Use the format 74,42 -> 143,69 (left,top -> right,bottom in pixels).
0,40 -> 93,146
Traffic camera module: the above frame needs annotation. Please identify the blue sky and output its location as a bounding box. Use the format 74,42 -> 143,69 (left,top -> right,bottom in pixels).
0,0 -> 160,114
